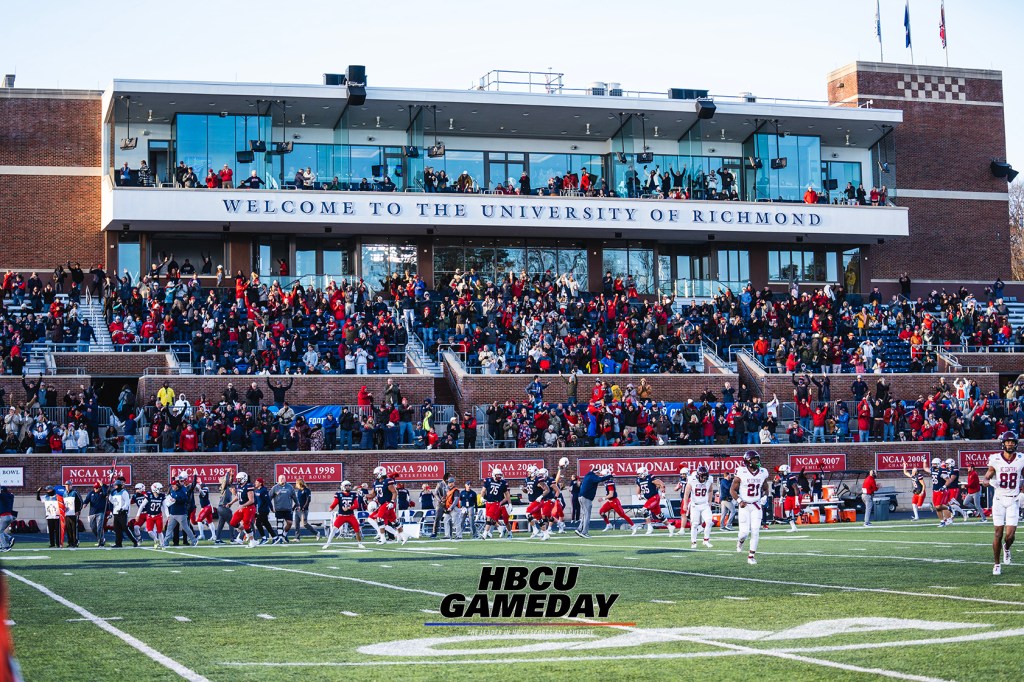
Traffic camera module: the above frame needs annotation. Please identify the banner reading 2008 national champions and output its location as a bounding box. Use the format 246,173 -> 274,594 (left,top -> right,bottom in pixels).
577,456 -> 744,477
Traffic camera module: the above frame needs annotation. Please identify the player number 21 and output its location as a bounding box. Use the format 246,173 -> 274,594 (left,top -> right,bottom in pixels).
746,483 -> 759,497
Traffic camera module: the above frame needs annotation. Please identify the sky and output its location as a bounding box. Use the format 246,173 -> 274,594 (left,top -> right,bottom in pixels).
2,0 -> 1020,167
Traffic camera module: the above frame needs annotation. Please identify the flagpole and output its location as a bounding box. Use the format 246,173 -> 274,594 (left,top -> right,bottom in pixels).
906,0 -> 914,65
943,1 -> 949,66
876,0 -> 884,61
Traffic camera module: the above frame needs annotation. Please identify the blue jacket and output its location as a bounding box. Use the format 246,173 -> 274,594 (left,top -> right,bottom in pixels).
579,471 -> 613,501
167,486 -> 189,515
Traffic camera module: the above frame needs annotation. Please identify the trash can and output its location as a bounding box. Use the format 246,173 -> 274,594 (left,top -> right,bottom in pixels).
872,498 -> 890,522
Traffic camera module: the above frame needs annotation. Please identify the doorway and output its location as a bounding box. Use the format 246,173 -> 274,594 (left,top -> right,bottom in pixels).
148,140 -> 170,186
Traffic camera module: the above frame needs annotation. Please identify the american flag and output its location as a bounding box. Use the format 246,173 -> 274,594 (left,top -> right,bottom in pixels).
940,1 -> 947,49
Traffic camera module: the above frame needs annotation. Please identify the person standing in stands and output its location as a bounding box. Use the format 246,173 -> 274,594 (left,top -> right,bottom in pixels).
267,377 -> 292,408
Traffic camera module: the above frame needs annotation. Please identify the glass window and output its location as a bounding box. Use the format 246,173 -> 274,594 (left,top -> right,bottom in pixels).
658,254 -> 672,295
558,249 -> 588,287
442,151 -> 484,191
323,248 -> 351,279
433,247 -> 465,285
602,249 -> 629,282
602,247 -> 654,294
842,248 -> 862,292
361,243 -> 417,291
747,133 -> 821,201
716,250 -> 749,284
295,249 -> 317,278
821,161 -> 863,204
494,242 -> 525,282
527,247 -> 558,279
117,239 -> 141,279
150,236 -> 224,277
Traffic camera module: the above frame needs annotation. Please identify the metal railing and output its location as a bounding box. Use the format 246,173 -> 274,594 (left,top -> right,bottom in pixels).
957,344 -> 1024,354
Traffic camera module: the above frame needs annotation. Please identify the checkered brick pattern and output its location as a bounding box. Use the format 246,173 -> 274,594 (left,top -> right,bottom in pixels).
896,74 -> 966,101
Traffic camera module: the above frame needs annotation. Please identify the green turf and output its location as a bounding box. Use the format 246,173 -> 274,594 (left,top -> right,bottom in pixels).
5,520 -> 1024,681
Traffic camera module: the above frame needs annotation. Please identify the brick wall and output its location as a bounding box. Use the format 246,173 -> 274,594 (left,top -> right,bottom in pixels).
53,353 -> 172,376
0,376 -> 94,407
949,353 -> 1024,375
135,375 -> 436,408
443,353 -> 742,413
0,94 -> 101,167
3,440 -> 993,524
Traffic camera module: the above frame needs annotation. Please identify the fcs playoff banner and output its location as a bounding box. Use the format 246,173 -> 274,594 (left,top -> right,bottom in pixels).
788,453 -> 848,472
958,450 -> 993,469
875,452 -> 931,471
380,461 -> 446,482
169,464 -> 238,485
480,459 -> 545,480
274,463 -> 344,484
576,456 -> 745,477
61,465 -> 132,486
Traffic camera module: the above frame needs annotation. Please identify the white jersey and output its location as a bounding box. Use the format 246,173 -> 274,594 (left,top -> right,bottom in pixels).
736,466 -> 769,504
688,476 -> 714,508
987,452 -> 1024,499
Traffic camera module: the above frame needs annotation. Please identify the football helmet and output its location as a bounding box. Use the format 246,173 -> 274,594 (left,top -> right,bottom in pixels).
134,483 -> 145,492
151,482 -> 163,493
236,471 -> 249,484
636,465 -> 649,477
931,458 -> 941,466
599,467 -> 613,477
1000,431 -> 1018,444
342,480 -> 352,490
492,468 -> 503,479
526,464 -> 538,477
373,466 -> 387,478
743,450 -> 761,470
696,465 -> 710,482
778,464 -> 790,475
536,468 -> 548,478
558,457 -> 569,468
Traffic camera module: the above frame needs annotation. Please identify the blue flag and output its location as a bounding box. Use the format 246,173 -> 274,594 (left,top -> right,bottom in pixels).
875,0 -> 882,41
904,1 -> 912,48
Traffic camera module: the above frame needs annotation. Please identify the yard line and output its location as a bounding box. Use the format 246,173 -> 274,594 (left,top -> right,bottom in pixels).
792,593 -> 822,597
492,557 -> 1024,607
174,616 -> 191,623
650,600 -> 676,604
4,569 -> 210,682
1,555 -> 50,560
430,563 -> 443,567
965,611 -> 1024,614
723,597 -> 749,601
928,586 -> 958,589
62,572 -> 73,576
379,565 -> 392,568
153,548 -> 445,598
420,609 -> 441,614
256,614 -> 276,620
340,611 -> 359,617
995,583 -> 1023,587
67,617 -> 122,622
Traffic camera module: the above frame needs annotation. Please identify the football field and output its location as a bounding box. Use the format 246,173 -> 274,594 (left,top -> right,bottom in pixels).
5,520 -> 1024,681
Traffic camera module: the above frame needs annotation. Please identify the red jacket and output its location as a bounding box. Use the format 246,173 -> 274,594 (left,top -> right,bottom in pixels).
967,469 -> 981,494
862,475 -> 879,495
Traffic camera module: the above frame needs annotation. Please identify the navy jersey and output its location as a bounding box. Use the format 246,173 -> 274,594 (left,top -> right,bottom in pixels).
254,487 -> 271,513
636,475 -> 658,500
604,481 -> 619,499
198,486 -> 211,508
482,477 -> 508,503
930,465 -> 947,492
523,477 -> 542,502
333,491 -> 360,514
144,492 -> 165,515
542,476 -> 558,500
944,468 -> 960,490
374,477 -> 395,504
237,482 -> 256,507
396,488 -> 412,511
911,472 -> 925,495
132,492 -> 148,511
783,473 -> 800,498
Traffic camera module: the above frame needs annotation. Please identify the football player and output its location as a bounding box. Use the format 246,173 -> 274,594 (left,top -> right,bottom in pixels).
778,465 -> 801,533
143,482 -> 166,548
323,481 -> 365,549
902,463 -> 926,521
930,457 -> 952,526
130,482 -> 148,543
481,468 -> 512,539
683,465 -> 714,549
368,466 -> 408,545
942,459 -> 969,522
228,472 -> 258,548
541,468 -> 563,536
730,450 -> 770,565
981,431 -> 1024,575
599,468 -> 634,531
192,477 -> 215,542
631,465 -> 667,536
522,466 -> 550,540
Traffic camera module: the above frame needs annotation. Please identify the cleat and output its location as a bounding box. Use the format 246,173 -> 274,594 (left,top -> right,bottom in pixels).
737,540 -> 743,553
191,537 -> 199,547
541,530 -> 550,541
247,540 -> 258,548
400,534 -> 408,546
691,541 -> 697,549
994,564 -> 1002,576
1005,549 -> 1012,565
602,524 -> 613,532
703,539 -> 713,548
631,525 -> 639,536
668,525 -> 675,537
322,543 -> 331,550
574,529 -> 586,538
747,555 -> 757,565
864,522 -> 872,527
644,526 -> 654,536
357,543 -> 365,549
788,526 -> 797,533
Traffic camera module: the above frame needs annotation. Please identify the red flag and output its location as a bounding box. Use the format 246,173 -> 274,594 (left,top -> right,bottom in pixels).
940,2 -> 947,48
57,495 -> 66,547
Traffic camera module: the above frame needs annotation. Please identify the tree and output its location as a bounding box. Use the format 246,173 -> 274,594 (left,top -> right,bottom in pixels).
1010,181 -> 1024,279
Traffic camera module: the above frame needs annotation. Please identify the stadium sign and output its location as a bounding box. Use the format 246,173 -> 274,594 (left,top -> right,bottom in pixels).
577,456 -> 745,477
479,459 -> 545,480
169,464 -> 238,485
61,465 -> 132,486
875,452 -> 930,471
958,449 -> 993,468
275,462 -> 344,484
788,453 -> 847,472
380,461 -> 446,482
0,466 -> 23,487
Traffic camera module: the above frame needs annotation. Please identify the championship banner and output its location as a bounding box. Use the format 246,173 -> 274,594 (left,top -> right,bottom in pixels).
380,461 -> 446,482
875,452 -> 930,471
577,456 -> 745,477
61,464 -> 132,486
958,450 -> 993,469
169,464 -> 238,485
0,467 -> 24,487
275,462 -> 344,484
480,459 -> 545,480
788,453 -> 847,472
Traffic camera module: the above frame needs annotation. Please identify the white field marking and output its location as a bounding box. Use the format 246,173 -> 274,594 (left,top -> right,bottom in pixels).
566,618 -> 952,682
379,565 -> 392,568
996,583 -> 1023,587
4,569 -> 209,681
1,555 -> 49,561
430,563 -> 443,567
152,548 -> 445,598
650,600 -> 676,604
849,548 -> 867,551
625,557 -> 642,560
67,617 -> 123,622
363,547 -> 461,558
170,570 -> 181,574
537,538 -> 995,566
340,611 -> 359,617
965,611 -> 1024,614
220,626 -> 1024,669
118,571 -> 127,574
222,569 -> 234,572
723,597 -> 750,601
712,536 -> 992,547
256,614 -> 276,620
62,572 -> 73,576
928,586 -> 958,590
492,557 -> 1024,607
174,616 -> 191,623
792,593 -> 822,597
420,609 -> 441,614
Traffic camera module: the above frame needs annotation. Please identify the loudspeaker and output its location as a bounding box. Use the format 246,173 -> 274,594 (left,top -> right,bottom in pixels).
746,157 -> 762,170
427,143 -> 445,158
614,151 -> 627,164
249,140 -> 266,153
991,160 -> 1018,182
826,178 -> 838,191
695,98 -> 717,119
404,146 -> 419,158
770,157 -> 788,170
346,65 -> 366,85
371,164 -> 384,177
235,151 -> 254,163
636,152 -> 654,164
324,73 -> 346,86
346,84 -> 366,106
274,141 -> 293,154
119,138 -> 138,151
